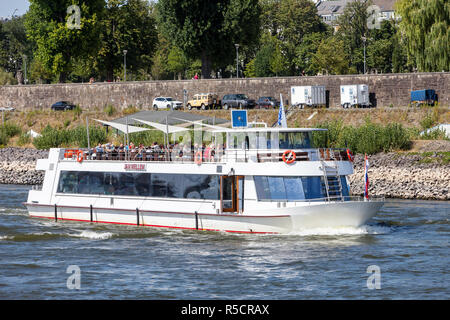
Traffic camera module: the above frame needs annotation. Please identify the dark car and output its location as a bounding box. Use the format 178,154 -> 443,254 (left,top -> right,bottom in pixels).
256,96 -> 279,109
221,94 -> 256,110
51,101 -> 75,111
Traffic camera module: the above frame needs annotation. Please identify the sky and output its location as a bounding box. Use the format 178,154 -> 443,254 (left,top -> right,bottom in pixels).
0,0 -> 30,19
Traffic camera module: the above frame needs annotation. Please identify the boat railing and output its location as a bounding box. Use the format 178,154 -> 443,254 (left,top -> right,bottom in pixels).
258,195 -> 385,204
60,147 -> 351,163
225,148 -> 350,163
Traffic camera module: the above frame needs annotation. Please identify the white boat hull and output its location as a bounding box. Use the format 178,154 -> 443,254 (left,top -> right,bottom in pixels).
24,200 -> 383,234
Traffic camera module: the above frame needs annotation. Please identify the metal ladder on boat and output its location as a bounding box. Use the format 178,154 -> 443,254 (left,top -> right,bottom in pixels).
320,152 -> 343,201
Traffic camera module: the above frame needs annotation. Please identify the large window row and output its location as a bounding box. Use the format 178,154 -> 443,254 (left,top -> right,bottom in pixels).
254,176 -> 349,201
57,171 -> 220,200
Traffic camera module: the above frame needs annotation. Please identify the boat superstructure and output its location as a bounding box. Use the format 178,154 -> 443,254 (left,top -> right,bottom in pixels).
25,126 -> 384,234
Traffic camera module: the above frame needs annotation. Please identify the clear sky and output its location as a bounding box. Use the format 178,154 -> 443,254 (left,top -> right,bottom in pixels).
0,0 -> 30,18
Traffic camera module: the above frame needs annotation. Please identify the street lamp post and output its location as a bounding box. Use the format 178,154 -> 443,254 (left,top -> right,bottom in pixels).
234,44 -> 239,78
123,50 -> 128,81
361,36 -> 367,74
23,54 -> 27,84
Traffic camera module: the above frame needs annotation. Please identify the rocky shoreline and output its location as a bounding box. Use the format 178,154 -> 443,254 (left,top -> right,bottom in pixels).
0,147 -> 449,200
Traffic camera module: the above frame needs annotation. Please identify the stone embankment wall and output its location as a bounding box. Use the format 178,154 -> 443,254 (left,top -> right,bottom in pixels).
349,153 -> 449,201
0,148 -> 47,185
0,72 -> 449,110
0,148 -> 448,200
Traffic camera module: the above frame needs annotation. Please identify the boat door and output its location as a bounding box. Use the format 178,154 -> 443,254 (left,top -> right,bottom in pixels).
221,176 -> 244,213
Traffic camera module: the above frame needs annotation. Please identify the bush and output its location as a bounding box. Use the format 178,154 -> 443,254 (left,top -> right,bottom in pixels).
312,120 -> 411,154
104,105 -> 116,116
2,122 -> 21,137
17,132 -> 31,146
32,124 -> 108,149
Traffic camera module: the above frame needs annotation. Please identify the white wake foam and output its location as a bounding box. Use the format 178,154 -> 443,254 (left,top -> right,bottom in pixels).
287,225 -> 391,236
70,230 -> 115,240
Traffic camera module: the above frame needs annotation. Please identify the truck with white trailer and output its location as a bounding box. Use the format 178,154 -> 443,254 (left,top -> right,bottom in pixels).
291,86 -> 326,108
340,84 -> 371,108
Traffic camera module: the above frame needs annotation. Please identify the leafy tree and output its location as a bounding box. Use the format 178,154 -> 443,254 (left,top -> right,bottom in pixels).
262,0 -> 326,75
96,0 -> 158,82
311,37 -> 352,75
243,58 -> 256,78
336,0 -> 371,73
167,46 -> 188,80
157,0 -> 261,79
0,16 -> 33,81
253,36 -> 275,77
25,0 -> 104,83
396,0 -> 449,72
294,32 -> 328,75
366,20 -> 396,73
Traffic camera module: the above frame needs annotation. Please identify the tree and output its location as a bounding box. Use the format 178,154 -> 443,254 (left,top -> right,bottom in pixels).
25,0 -> 104,83
157,0 -> 261,79
366,20 -> 396,73
294,32 -> 328,75
336,0 -> 371,73
311,37 -> 352,75
261,0 -> 326,75
0,16 -> 33,81
396,0 -> 449,72
96,0 -> 158,82
167,46 -> 188,80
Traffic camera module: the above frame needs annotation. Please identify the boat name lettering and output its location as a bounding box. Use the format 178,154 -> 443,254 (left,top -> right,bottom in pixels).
124,163 -> 146,171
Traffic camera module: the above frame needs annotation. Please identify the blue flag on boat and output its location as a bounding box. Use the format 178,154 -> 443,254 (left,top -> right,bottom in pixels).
277,94 -> 287,128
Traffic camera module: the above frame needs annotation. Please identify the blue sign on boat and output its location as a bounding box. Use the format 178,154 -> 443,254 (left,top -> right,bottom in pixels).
231,110 -> 248,128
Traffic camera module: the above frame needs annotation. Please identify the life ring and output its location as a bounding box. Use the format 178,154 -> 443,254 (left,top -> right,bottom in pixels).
194,151 -> 202,165
282,150 -> 296,164
76,150 -> 84,163
346,149 -> 354,162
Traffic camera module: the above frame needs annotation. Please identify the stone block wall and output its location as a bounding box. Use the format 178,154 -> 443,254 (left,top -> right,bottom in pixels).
0,72 -> 448,110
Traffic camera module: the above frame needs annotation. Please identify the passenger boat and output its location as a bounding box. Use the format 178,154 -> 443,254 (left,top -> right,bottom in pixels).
24,125 -> 384,234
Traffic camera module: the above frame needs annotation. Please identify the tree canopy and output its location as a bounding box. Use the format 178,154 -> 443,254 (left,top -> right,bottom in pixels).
396,0 -> 449,72
0,0 -> 445,83
157,0 -> 261,79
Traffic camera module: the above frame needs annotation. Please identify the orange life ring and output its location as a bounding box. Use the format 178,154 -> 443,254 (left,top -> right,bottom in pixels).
194,151 -> 202,165
346,149 -> 354,162
76,150 -> 84,163
282,150 -> 296,164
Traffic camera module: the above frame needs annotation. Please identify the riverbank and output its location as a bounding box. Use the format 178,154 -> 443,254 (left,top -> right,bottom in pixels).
0,146 -> 448,200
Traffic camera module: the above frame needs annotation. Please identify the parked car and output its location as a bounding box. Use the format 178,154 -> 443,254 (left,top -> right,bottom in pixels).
256,96 -> 279,109
221,94 -> 256,110
186,93 -> 221,110
152,97 -> 183,110
51,101 -> 76,111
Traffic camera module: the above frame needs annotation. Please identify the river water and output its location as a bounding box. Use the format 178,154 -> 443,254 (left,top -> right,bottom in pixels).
0,184 -> 448,300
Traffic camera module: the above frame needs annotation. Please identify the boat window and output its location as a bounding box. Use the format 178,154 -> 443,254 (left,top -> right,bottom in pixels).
278,132 -> 312,149
254,176 -> 326,201
57,171 -> 220,200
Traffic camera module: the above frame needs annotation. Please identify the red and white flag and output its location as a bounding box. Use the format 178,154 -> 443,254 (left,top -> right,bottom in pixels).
364,153 -> 370,200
